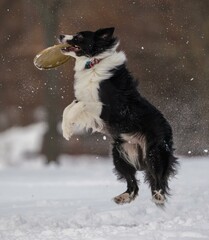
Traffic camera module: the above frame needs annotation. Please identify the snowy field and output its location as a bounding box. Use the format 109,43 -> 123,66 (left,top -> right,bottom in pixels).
0,124 -> 209,240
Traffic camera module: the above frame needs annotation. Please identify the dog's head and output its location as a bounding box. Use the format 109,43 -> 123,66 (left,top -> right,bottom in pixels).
59,27 -> 117,58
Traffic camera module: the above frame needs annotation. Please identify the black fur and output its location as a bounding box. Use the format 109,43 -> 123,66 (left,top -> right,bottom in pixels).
99,64 -> 178,204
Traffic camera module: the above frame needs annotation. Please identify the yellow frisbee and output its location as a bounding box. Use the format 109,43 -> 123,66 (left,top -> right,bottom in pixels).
34,44 -> 71,70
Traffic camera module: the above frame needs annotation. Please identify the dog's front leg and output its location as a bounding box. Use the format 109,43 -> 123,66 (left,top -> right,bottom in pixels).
83,102 -> 103,132
62,100 -> 85,140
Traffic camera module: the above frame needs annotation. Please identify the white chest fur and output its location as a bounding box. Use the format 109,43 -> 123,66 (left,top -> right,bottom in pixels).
74,51 -> 126,102
74,68 -> 108,102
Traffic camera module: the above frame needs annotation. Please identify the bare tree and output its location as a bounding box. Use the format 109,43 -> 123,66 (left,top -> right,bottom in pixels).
35,0 -> 64,163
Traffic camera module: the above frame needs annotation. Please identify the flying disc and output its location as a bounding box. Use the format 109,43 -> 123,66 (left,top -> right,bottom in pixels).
34,44 -> 71,70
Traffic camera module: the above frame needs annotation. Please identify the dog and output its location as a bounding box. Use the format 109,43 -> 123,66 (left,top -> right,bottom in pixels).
59,27 -> 178,206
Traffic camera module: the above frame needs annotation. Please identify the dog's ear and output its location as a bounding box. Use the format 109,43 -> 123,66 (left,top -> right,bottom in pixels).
95,27 -> 115,40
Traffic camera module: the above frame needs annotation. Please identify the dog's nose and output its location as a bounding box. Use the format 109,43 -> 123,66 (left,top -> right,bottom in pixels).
59,35 -> 65,41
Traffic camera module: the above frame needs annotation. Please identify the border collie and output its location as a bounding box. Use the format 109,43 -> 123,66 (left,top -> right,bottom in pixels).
59,28 -> 178,206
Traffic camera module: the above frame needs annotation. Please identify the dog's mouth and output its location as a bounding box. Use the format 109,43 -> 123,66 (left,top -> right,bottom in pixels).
61,45 -> 81,53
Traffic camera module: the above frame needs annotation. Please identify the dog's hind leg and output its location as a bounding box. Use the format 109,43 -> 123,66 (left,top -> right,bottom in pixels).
145,146 -> 177,206
145,169 -> 167,206
112,144 -> 139,205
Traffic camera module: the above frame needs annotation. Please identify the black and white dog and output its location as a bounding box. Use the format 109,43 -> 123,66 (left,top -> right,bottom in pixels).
59,28 -> 178,206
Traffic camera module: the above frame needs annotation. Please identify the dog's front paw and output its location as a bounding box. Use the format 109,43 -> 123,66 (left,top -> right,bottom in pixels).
62,122 -> 74,140
62,101 -> 78,140
62,124 -> 73,141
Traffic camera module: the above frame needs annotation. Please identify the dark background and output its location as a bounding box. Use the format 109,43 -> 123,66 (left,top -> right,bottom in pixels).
0,0 -> 209,162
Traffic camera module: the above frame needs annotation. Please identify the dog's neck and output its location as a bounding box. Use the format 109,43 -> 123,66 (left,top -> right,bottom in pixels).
74,51 -> 126,73
84,58 -> 101,69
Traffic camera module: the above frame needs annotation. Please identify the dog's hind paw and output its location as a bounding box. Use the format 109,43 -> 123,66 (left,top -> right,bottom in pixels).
113,192 -> 136,205
152,189 -> 165,205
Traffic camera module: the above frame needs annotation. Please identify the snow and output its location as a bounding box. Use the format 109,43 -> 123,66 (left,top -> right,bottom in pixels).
0,124 -> 209,240
0,123 -> 47,167
0,157 -> 209,240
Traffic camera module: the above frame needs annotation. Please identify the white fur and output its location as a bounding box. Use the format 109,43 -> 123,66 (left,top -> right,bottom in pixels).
62,101 -> 103,140
61,34 -> 73,41
62,42 -> 126,140
114,192 -> 135,204
120,133 -> 146,170
120,142 -> 139,169
152,189 -> 165,204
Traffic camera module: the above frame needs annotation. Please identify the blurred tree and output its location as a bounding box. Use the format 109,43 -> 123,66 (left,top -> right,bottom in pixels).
35,0 -> 64,163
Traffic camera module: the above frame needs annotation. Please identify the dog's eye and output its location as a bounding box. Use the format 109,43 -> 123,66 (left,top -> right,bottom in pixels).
75,34 -> 84,42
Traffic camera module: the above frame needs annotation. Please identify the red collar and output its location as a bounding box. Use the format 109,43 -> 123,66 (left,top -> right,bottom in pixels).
85,58 -> 101,69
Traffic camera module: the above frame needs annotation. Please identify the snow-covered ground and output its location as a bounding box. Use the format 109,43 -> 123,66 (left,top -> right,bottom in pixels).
0,124 -> 209,240
0,157 -> 209,240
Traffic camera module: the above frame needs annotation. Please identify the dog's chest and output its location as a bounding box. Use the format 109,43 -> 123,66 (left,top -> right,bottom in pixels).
73,52 -> 126,102
74,65 -> 111,102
